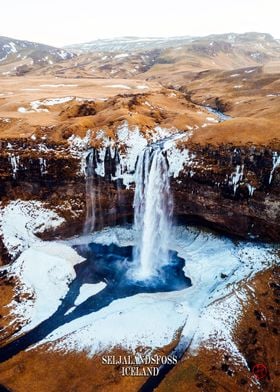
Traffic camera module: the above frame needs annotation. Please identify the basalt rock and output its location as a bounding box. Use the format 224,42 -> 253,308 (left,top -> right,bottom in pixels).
0,137 -> 279,264
172,144 -> 280,241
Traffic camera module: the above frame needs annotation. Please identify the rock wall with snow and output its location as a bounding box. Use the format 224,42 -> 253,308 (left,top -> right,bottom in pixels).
0,127 -> 279,262
171,144 -> 280,241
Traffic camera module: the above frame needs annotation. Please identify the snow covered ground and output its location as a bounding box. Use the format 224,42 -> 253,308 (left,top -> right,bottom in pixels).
0,200 -> 65,258
107,84 -> 131,89
18,97 -> 77,113
8,243 -> 84,332
2,223 -> 278,359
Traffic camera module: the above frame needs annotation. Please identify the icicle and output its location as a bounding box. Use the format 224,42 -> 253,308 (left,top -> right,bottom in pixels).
230,164 -> 244,195
95,147 -> 107,177
39,158 -> 47,176
84,150 -> 96,234
9,154 -> 20,179
269,152 -> 280,184
246,184 -> 256,196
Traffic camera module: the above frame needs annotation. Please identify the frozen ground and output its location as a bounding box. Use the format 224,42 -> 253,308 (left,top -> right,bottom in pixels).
0,200 -> 65,258
2,215 -> 278,358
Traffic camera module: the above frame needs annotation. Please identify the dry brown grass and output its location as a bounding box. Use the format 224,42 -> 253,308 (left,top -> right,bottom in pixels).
156,267 -> 280,392
189,118 -> 280,148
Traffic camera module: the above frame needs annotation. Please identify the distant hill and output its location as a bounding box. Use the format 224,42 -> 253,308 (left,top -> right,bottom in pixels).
34,32 -> 280,80
1,32 -> 279,79
0,36 -> 74,75
64,35 -> 194,53
64,32 -> 278,54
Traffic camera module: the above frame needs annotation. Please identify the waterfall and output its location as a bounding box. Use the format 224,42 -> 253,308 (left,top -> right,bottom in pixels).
133,146 -> 173,280
84,150 -> 96,234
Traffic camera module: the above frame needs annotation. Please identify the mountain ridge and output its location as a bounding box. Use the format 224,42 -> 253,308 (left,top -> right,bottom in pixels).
0,35 -> 74,75
64,31 -> 278,53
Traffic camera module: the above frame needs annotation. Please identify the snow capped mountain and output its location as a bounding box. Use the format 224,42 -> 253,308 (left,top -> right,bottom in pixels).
1,32 -> 279,78
65,35 -> 194,53
64,32 -> 279,54
0,36 -> 75,74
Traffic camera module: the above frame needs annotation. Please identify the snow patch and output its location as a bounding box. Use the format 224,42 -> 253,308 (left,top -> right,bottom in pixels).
206,116 -> 218,123
18,97 -> 75,114
115,123 -> 147,187
266,93 -> 280,97
40,84 -> 78,88
136,85 -> 149,90
167,147 -> 196,178
0,200 -> 65,258
8,243 -> 84,332
114,53 -> 129,59
107,84 -> 131,89
74,283 -> 107,306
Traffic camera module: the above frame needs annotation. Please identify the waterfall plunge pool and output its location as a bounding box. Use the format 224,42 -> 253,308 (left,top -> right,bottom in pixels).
73,241 -> 192,299
1,223 -> 277,364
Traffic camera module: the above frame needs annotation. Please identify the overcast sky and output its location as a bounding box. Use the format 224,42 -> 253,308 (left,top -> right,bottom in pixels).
1,0 -> 279,47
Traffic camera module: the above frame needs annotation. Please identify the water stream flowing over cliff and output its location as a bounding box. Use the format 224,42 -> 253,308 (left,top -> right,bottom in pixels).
84,150 -> 96,234
132,147 -> 173,280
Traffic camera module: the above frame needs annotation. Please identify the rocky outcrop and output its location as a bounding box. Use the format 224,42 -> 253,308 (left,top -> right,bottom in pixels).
0,138 -> 134,252
172,144 -> 280,241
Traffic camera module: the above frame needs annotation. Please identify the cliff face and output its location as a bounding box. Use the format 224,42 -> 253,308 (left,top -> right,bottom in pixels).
0,138 -> 134,263
0,131 -> 279,264
172,144 -> 280,241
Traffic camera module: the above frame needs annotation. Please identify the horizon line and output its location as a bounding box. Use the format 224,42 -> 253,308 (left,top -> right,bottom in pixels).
0,31 -> 278,49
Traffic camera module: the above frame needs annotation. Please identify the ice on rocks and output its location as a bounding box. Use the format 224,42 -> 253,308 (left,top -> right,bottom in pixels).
269,151 -> 280,184
229,165 -> 244,194
0,200 -> 65,258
